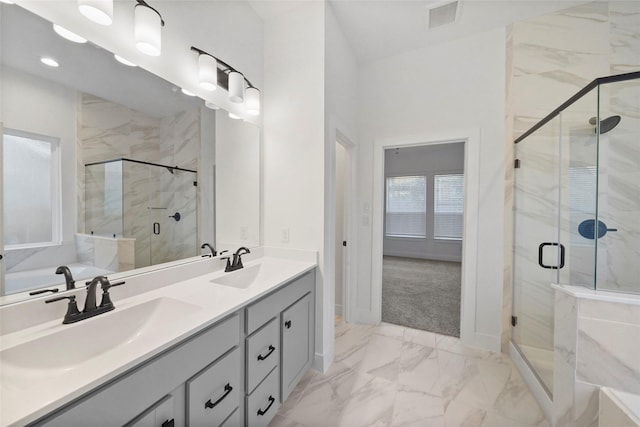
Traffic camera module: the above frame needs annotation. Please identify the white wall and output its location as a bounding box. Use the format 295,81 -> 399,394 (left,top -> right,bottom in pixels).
262,2 -> 328,369
356,28 -> 507,349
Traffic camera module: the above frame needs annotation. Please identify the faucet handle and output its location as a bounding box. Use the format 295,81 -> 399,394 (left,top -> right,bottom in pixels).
220,256 -> 232,272
99,280 -> 125,309
45,295 -> 81,324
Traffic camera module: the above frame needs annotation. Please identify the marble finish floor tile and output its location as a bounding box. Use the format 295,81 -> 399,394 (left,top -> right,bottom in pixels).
272,318 -> 548,427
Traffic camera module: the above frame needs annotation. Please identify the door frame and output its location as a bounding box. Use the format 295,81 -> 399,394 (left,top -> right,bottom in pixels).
371,129 -> 489,348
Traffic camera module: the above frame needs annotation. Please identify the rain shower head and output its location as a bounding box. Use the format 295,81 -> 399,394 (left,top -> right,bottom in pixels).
588,115 -> 621,134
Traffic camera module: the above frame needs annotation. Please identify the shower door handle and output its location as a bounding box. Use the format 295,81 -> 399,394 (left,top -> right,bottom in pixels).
153,222 -> 160,235
538,242 -> 565,270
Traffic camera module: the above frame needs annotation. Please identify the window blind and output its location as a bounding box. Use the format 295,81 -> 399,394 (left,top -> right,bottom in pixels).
385,175 -> 427,238
434,174 -> 464,239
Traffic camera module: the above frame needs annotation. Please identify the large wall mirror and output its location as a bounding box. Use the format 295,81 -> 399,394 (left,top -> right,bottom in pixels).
0,4 -> 261,303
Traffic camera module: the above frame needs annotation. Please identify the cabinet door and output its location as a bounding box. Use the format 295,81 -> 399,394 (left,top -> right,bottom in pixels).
281,293 -> 312,401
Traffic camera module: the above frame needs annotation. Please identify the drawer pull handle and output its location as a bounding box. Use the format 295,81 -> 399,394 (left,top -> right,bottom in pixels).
257,345 -> 276,361
205,383 -> 233,410
285,320 -> 292,329
257,395 -> 275,416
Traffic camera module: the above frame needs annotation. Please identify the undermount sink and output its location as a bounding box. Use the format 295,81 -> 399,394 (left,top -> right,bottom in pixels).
210,264 -> 264,288
0,297 -> 200,373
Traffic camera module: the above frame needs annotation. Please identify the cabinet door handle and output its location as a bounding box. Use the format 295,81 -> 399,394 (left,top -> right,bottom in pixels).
204,383 -> 233,409
285,320 -> 292,329
257,345 -> 276,361
257,395 -> 275,416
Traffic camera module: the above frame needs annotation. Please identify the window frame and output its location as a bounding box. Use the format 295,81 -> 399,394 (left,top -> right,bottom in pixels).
2,128 -> 63,250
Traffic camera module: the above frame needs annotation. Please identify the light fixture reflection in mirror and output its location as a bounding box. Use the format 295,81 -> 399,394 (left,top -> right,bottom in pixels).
0,3 -> 262,303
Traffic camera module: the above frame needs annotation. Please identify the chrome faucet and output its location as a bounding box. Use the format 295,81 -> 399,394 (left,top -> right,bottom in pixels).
55,265 -> 76,290
201,243 -> 217,257
222,247 -> 251,272
45,276 -> 125,324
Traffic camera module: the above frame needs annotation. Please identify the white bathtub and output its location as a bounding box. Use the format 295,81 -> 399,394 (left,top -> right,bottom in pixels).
4,264 -> 115,295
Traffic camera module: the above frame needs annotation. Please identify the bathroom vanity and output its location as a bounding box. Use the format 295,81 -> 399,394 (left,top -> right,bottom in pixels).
0,249 -> 317,427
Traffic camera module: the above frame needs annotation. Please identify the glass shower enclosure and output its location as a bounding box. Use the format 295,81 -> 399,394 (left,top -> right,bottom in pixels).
512,72 -> 640,396
85,158 -> 197,269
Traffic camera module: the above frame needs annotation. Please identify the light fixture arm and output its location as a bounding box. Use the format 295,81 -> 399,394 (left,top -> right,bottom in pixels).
190,46 -> 255,89
135,0 -> 165,26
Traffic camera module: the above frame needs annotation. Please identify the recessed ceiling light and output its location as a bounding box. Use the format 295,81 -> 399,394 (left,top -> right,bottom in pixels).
53,24 -> 87,44
114,54 -> 137,67
228,112 -> 241,120
40,57 -> 60,67
0,0 -> 16,4
204,101 -> 219,110
78,0 -> 113,26
181,88 -> 196,97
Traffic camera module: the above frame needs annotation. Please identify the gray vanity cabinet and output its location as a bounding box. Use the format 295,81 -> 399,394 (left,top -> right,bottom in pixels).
34,314 -> 241,427
29,268 -> 315,427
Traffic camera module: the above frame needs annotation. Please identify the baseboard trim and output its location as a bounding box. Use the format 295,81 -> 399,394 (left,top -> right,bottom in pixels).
383,251 -> 462,263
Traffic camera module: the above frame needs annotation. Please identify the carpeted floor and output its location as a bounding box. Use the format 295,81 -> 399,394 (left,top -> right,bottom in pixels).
382,256 -> 461,337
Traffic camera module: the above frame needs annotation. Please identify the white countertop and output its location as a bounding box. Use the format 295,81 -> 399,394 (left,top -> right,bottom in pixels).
0,252 -> 316,426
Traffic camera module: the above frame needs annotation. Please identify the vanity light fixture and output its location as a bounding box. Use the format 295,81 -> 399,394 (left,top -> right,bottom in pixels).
114,54 -> 137,67
228,71 -> 245,103
198,54 -> 218,91
190,46 -> 261,115
246,87 -> 260,116
134,0 -> 164,57
41,57 -> 60,67
78,0 -> 113,26
53,24 -> 87,44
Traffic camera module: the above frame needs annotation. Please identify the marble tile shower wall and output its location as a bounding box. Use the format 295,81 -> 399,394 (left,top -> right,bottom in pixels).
504,1 -> 640,348
78,94 -> 200,269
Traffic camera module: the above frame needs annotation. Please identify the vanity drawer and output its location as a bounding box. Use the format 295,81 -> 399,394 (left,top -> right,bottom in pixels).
246,367 -> 280,427
246,271 -> 314,335
186,347 -> 240,427
246,318 -> 280,393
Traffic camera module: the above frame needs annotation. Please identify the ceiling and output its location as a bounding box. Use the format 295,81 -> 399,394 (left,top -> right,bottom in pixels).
249,0 -> 588,63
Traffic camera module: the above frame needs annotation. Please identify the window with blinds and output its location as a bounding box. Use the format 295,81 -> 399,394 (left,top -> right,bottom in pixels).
434,174 -> 464,240
385,175 -> 427,238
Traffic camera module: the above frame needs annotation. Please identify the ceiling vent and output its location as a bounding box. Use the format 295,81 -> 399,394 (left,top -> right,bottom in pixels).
426,0 -> 461,29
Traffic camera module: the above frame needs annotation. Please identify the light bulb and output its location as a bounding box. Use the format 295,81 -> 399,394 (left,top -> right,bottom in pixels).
135,3 -> 162,56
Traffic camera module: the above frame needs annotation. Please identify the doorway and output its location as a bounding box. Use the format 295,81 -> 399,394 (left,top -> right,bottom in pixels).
335,141 -> 347,317
382,143 -> 464,337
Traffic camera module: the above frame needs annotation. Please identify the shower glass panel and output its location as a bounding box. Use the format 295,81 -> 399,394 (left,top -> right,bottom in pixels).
559,87 -> 598,288
595,79 -> 640,293
85,159 -> 197,269
512,71 -> 640,401
513,116 -> 561,395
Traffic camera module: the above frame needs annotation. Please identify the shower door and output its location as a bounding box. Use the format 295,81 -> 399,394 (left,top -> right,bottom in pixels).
512,117 -> 561,395
147,165 -> 197,266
